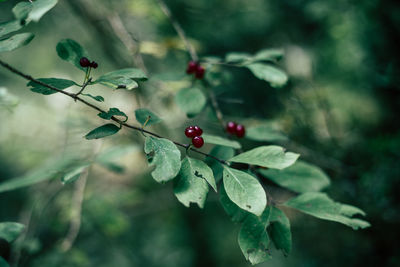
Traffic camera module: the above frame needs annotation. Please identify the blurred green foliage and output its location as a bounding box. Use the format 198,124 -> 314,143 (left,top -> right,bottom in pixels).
1,0 -> 399,266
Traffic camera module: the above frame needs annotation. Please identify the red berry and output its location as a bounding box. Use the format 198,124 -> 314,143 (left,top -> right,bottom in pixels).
186,61 -> 197,74
192,136 -> 204,148
185,127 -> 197,138
91,61 -> 98,69
226,121 -> 237,134
195,65 -> 205,79
79,57 -> 90,67
193,126 -> 203,136
235,124 -> 245,138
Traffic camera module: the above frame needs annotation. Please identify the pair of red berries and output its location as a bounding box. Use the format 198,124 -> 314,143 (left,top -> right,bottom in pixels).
185,125 -> 204,148
226,121 -> 245,138
80,57 -> 98,69
186,61 -> 205,79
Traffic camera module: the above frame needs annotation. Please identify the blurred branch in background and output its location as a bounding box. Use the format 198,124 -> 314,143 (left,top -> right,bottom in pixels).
107,13 -> 148,75
60,169 -> 88,252
155,0 -> 198,62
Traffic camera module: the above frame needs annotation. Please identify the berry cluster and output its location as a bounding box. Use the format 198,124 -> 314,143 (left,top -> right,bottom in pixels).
80,57 -> 98,69
186,61 -> 205,79
226,121 -> 245,138
185,125 -> 204,148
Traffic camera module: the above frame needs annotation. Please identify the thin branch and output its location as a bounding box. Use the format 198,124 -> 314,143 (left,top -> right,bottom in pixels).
0,59 -> 227,165
74,77 -> 92,99
155,0 -> 198,61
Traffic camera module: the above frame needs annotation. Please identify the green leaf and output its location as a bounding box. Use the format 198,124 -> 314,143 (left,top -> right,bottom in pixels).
95,68 -> 148,90
81,93 -> 104,102
225,52 -> 252,63
246,63 -> 288,88
202,134 -> 241,149
229,145 -> 299,170
61,164 -> 89,185
223,166 -> 266,216
84,124 -> 120,140
0,156 -> 77,193
56,39 -> 89,71
194,157 -> 217,191
238,207 -> 272,265
219,183 -> 248,223
0,222 -> 25,243
96,77 -> 138,90
339,204 -> 366,217
205,146 -> 235,183
225,49 -> 283,65
0,20 -> 24,38
27,78 -> 76,95
12,0 -> 57,23
0,257 -> 9,267
0,32 -> 34,52
268,207 -> 292,255
144,136 -> 181,183
175,88 -> 206,118
174,157 -> 215,208
259,161 -> 330,193
253,48 -> 284,62
98,68 -> 147,81
25,0 -> 58,22
284,192 -> 371,230
12,2 -> 32,20
135,108 -> 162,127
246,124 -> 288,142
98,108 -> 128,121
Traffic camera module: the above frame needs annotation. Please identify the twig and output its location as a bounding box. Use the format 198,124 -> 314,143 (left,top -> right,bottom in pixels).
74,77 -> 92,100
0,59 -> 227,165
155,0 -> 198,61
